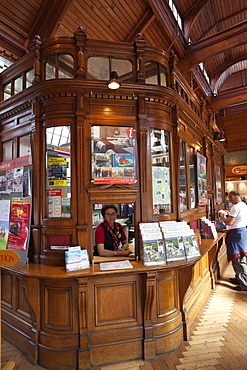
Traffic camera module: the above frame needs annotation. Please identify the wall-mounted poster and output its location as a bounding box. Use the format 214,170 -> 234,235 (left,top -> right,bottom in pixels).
215,164 -> 223,204
92,126 -> 135,184
197,152 -> 208,206
7,197 -> 31,254
0,199 -> 10,249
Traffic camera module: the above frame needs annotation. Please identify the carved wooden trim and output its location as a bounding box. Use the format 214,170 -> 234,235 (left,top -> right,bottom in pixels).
144,272 -> 156,322
0,102 -> 32,120
87,187 -> 139,203
145,96 -> 175,109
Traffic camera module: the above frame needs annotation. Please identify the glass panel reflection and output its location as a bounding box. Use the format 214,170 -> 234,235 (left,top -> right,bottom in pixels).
46,126 -> 71,218
188,146 -> 196,208
151,129 -> 172,214
179,141 -> 188,211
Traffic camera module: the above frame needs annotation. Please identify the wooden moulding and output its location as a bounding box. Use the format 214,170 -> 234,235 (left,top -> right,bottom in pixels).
1,234 -> 227,370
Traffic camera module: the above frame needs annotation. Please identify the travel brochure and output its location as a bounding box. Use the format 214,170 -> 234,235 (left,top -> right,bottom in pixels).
140,221 -> 201,266
65,246 -> 90,272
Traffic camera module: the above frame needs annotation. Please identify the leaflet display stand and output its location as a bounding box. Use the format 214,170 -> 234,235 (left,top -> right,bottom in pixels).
0,250 -> 21,369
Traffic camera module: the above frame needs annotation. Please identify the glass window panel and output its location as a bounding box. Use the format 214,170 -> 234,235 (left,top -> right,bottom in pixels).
151,129 -> 172,214
92,202 -> 135,260
58,54 -> 74,78
2,140 -> 13,161
145,62 -> 158,85
14,76 -> 23,94
179,142 -> 188,211
88,56 -> 110,80
4,83 -> 11,100
188,146 -> 196,208
19,135 -> 31,157
215,164 -> 223,204
26,69 -> 34,87
45,55 -> 56,80
46,126 -> 71,218
0,56 -> 13,71
112,58 -> 133,82
160,65 -> 167,86
197,152 -> 207,206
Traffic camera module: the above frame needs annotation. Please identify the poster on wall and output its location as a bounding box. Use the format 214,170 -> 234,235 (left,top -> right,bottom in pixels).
197,152 -> 208,206
215,164 -> 223,204
92,126 -> 135,184
0,199 -> 11,249
7,197 -> 31,256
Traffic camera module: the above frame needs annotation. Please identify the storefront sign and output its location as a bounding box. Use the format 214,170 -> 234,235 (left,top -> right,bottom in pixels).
0,249 -> 21,266
231,165 -> 247,175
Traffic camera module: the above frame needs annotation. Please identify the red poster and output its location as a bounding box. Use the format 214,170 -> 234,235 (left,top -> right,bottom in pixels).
7,197 -> 31,252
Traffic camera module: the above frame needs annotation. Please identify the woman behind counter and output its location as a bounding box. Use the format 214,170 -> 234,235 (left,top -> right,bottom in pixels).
95,204 -> 132,257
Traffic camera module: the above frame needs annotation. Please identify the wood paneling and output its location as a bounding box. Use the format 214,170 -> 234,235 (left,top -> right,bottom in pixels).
1,235 -> 227,369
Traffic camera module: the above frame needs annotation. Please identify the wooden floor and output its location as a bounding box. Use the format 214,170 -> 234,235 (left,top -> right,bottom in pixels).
2,263 -> 247,370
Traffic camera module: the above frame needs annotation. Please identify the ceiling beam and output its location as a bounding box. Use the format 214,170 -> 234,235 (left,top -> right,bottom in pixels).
147,0 -> 185,55
28,0 -> 74,47
178,20 -> 247,74
210,55 -> 247,88
183,0 -> 210,41
125,8 -> 155,43
209,87 -> 247,112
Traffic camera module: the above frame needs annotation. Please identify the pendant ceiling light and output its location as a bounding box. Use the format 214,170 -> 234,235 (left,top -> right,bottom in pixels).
107,71 -> 121,89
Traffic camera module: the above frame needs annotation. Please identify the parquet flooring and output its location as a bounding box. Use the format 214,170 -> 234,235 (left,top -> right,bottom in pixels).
2,263 -> 247,370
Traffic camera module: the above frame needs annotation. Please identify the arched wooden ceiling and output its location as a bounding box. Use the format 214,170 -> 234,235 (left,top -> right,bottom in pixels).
1,0 -> 247,152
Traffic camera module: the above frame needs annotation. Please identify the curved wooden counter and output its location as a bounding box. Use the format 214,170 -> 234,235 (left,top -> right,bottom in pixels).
1,233 -> 226,370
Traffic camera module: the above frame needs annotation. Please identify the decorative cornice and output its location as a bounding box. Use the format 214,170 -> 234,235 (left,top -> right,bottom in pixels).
37,92 -> 77,102
144,96 -> 175,109
0,101 -> 32,120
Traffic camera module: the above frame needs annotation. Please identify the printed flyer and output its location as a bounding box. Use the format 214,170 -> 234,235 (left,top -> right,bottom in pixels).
7,197 -> 31,252
0,199 -> 11,249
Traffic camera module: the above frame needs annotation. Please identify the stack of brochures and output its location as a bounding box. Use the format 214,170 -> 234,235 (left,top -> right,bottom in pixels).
160,221 -> 200,261
139,221 -> 201,266
139,222 -> 166,266
200,217 -> 218,239
65,246 -> 90,272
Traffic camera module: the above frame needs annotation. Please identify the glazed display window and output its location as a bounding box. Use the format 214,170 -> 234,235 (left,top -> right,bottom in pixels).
179,141 -> 188,211
215,164 -> 223,204
92,202 -> 135,258
188,146 -> 197,208
46,126 -> 71,218
197,152 -> 208,206
87,56 -> 133,82
45,54 -> 74,79
151,129 -> 172,214
3,82 -> 11,100
91,126 -> 135,184
26,68 -> 34,87
14,76 -> 23,94
145,61 -> 167,86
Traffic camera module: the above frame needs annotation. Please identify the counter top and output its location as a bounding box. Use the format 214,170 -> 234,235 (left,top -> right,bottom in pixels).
1,233 -> 225,279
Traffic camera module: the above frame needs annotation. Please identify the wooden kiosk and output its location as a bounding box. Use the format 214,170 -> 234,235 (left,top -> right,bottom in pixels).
0,30 -> 228,370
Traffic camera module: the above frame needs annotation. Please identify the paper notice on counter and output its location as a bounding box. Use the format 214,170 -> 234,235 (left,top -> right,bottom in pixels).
100,260 -> 133,271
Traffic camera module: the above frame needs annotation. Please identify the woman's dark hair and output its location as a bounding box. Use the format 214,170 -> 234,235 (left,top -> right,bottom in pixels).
101,204 -> 118,217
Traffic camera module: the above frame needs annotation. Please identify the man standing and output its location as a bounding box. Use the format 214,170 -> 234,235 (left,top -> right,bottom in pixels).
220,191 -> 247,291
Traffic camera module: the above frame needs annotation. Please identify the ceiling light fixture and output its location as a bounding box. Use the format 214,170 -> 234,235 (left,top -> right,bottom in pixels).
212,131 -> 226,142
107,71 -> 121,89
